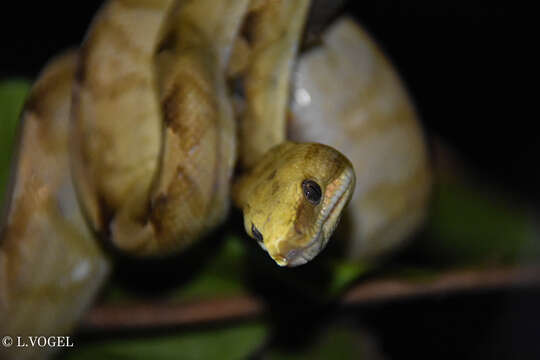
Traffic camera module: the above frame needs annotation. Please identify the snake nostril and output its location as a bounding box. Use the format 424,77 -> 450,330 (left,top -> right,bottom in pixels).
251,223 -> 264,244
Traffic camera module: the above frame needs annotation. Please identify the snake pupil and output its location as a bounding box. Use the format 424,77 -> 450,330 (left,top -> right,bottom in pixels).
251,223 -> 264,244
302,180 -> 322,205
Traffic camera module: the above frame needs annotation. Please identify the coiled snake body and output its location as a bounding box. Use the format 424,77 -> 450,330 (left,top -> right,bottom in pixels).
0,1 -> 430,358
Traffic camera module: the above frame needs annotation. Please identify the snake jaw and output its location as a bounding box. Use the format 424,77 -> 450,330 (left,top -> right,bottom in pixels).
277,231 -> 323,267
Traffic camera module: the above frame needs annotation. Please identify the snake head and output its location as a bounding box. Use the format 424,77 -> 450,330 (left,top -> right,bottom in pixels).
233,142 -> 355,266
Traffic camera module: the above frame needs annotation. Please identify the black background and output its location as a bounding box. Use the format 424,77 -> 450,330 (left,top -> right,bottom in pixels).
1,1 -> 538,359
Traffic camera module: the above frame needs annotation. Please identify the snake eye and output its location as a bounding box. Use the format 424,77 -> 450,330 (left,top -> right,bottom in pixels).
251,223 -> 263,244
302,179 -> 322,205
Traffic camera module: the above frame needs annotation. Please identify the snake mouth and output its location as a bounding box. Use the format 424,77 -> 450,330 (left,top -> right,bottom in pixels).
279,230 -> 323,267
275,167 -> 356,267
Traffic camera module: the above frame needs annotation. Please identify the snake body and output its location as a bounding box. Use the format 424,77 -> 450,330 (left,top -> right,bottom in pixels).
0,1 -> 430,358
0,53 -> 109,358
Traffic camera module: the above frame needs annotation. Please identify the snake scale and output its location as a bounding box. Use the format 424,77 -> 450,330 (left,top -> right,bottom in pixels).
0,1 -> 430,358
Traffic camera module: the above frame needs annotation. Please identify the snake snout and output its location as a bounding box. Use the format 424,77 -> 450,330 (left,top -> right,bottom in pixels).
269,231 -> 324,267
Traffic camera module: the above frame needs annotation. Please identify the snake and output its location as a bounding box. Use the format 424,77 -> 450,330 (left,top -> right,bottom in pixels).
0,0 -> 431,358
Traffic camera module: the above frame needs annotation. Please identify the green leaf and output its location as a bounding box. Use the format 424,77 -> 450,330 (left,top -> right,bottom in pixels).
0,79 -> 31,205
327,260 -> 369,296
264,324 -> 382,360
61,322 -> 267,360
168,235 -> 248,300
423,181 -> 540,265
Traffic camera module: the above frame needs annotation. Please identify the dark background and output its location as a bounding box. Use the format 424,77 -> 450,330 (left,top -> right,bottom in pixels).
1,1 -> 538,359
